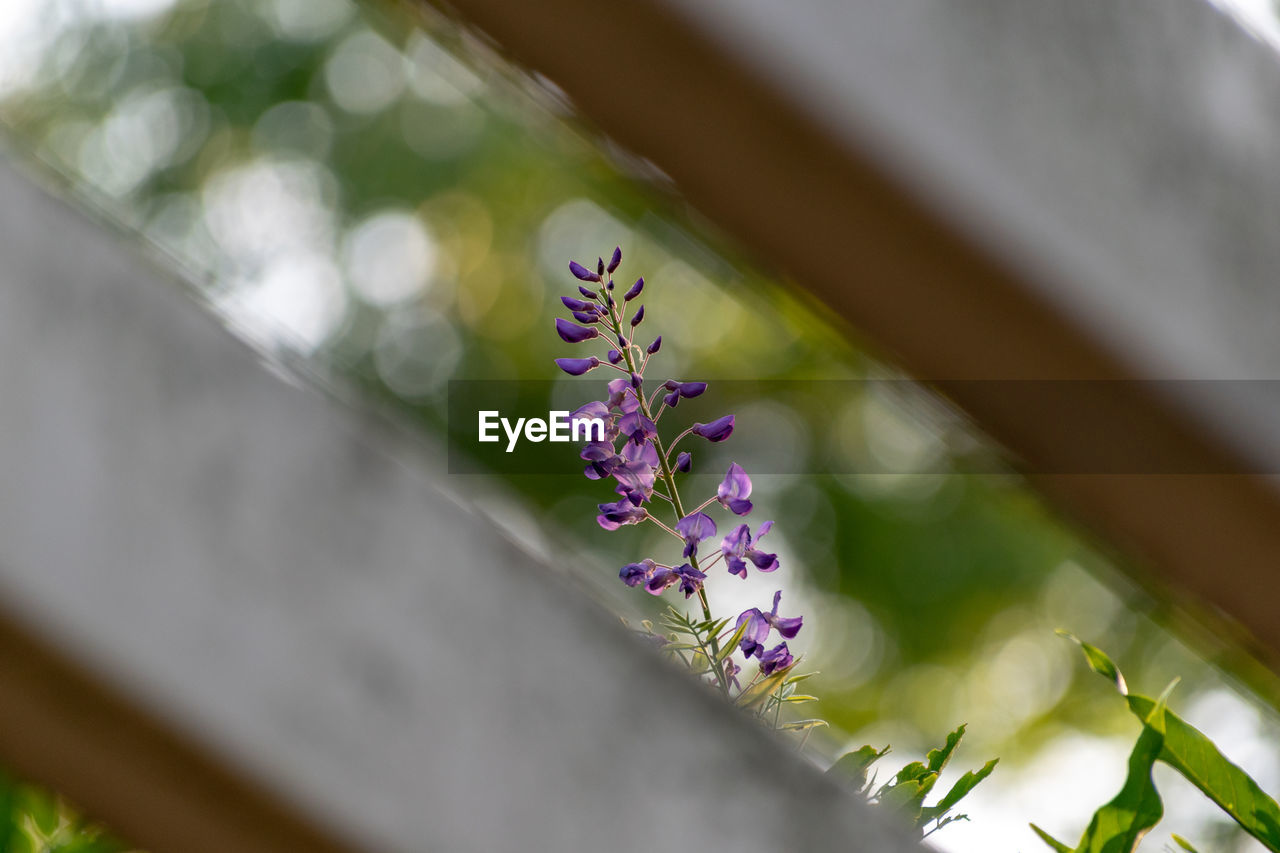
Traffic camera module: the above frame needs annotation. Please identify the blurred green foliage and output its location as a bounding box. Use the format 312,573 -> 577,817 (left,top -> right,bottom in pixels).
0,0 -> 1277,848
0,772 -> 133,853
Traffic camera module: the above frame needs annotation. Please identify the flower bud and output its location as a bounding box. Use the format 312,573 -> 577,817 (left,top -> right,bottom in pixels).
624,277 -> 644,301
570,261 -> 601,282
630,305 -> 645,327
676,451 -> 692,473
647,336 -> 662,354
691,415 -> 735,442
608,349 -> 623,364
556,318 -> 599,343
555,356 -> 600,376
607,246 -> 622,274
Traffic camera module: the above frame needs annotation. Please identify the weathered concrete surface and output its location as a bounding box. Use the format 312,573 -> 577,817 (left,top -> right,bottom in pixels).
0,157 -> 916,852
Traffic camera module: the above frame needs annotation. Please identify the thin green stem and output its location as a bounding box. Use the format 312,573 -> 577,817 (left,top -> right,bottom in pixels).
603,287 -> 731,698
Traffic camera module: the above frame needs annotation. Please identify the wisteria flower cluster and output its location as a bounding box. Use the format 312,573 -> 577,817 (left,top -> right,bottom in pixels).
551,247 -> 808,715
550,250 -> 999,838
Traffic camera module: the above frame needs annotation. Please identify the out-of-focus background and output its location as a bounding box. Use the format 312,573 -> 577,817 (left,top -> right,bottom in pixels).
2,0 -> 1280,850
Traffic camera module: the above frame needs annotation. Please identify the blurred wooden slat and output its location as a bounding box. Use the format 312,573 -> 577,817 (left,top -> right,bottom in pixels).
0,158 -> 915,852
430,0 -> 1280,662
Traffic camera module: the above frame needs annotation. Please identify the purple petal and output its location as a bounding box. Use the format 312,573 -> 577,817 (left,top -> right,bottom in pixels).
735,609 -> 770,658
556,318 -> 599,343
663,392 -> 680,408
619,560 -> 655,587
717,463 -> 752,508
758,643 -> 793,675
570,260 -> 601,282
578,285 -> 598,299
630,305 -> 645,327
675,511 -> 718,558
691,415 -> 735,442
624,277 -> 644,301
771,615 -> 803,639
556,357 -> 600,376
647,336 -> 662,354
645,566 -> 679,595
677,381 -> 707,398
676,451 -> 692,473
608,349 -> 623,364
571,311 -> 599,324
561,296 -> 592,312
608,247 -> 622,274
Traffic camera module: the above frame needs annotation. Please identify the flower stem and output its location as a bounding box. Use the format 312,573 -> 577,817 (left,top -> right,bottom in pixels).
604,288 -> 731,698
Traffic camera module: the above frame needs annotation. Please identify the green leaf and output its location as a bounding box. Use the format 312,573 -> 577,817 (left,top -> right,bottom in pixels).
1030,823 -> 1074,853
717,620 -> 749,665
781,694 -> 818,704
736,666 -> 793,710
880,769 -> 939,826
778,719 -> 829,732
920,758 -> 999,823
1058,631 -> 1127,695
1068,639 -> 1280,851
1125,693 -> 1280,851
1073,690 -> 1168,853
926,724 -> 967,774
829,744 -> 891,791
783,671 -> 819,686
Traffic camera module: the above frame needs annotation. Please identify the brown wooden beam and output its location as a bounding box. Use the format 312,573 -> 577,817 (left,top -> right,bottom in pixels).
0,605 -> 358,853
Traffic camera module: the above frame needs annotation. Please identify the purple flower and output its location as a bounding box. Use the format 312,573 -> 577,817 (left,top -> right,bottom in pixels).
676,451 -> 692,473
759,642 -> 794,675
735,591 -> 802,658
675,381 -> 707,398
618,410 -> 657,446
647,336 -> 662,354
556,318 -> 598,343
619,559 -> 656,587
625,277 -> 644,301
607,349 -> 622,364
612,440 -> 658,503
607,378 -> 641,413
646,563 -> 707,599
722,657 -> 742,690
582,441 -> 623,480
691,415 -> 734,442
556,357 -> 600,376
721,521 -> 778,578
608,246 -> 622,274
630,305 -> 645,327
570,260 -> 600,282
597,497 -> 647,530
717,463 -> 753,516
561,296 -> 593,312
675,511 -> 717,559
